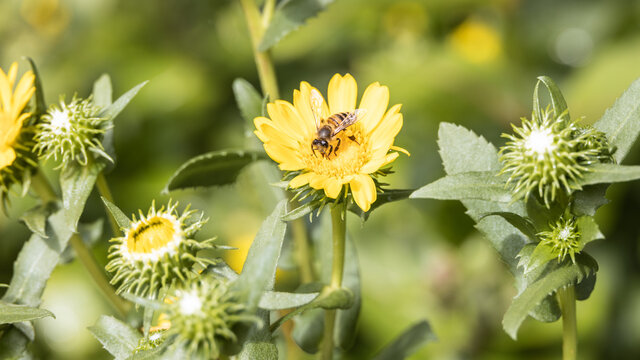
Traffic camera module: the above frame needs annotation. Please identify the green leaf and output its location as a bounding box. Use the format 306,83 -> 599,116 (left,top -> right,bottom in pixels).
0,301 -> 54,323
437,122 -> 501,175
502,253 -> 598,339
350,189 -> 415,221
164,150 -> 268,192
60,219 -> 104,263
2,210 -> 73,307
292,308 -> 324,353
281,199 -> 320,221
411,172 -> 510,202
101,197 -> 132,230
572,185 -> 609,216
26,57 -> 46,119
480,212 -> 538,241
232,200 -> 287,312
533,76 -> 569,123
88,315 -> 141,360
98,81 -> 148,121
259,0 -> 336,51
577,163 -> 640,187
236,310 -> 278,360
576,215 -> 604,246
371,320 -> 436,360
92,74 -> 113,109
20,202 -> 56,238
232,78 -> 263,125
522,243 -> 557,275
258,291 -> 319,310
593,77 -> 640,163
60,160 -> 105,232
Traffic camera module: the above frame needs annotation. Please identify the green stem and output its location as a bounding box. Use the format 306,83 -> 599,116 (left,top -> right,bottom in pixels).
239,0 -> 280,100
95,171 -> 121,236
322,203 -> 347,360
558,285 -> 577,360
291,215 -> 314,283
30,170 -> 129,317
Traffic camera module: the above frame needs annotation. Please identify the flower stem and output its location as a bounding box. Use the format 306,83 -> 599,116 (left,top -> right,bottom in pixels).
558,285 -> 577,360
30,170 -> 129,317
95,171 -> 121,236
322,203 -> 347,360
239,0 -> 280,100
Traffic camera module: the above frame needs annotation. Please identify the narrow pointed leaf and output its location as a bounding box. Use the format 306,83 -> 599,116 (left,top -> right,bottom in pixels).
593,77 -> 640,163
411,172 -> 510,202
577,163 -> 640,186
88,315 -> 141,359
101,197 -> 131,229
371,320 -> 436,360
98,81 -> 147,121
92,74 -> 113,109
26,58 -> 46,118
502,254 -> 598,339
534,76 -> 568,123
259,0 -> 336,51
164,150 -> 268,192
60,161 -> 105,231
0,302 -> 54,323
576,215 -> 604,246
233,200 -> 287,312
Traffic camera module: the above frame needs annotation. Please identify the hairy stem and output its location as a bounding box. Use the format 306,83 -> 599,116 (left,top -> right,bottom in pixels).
558,285 -> 577,360
322,203 -> 347,360
31,170 -> 129,316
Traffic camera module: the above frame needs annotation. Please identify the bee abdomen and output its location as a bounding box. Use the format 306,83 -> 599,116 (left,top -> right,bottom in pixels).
328,112 -> 350,126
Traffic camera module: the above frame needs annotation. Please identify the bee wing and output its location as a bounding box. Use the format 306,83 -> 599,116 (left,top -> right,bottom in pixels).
310,88 -> 325,129
331,109 -> 366,135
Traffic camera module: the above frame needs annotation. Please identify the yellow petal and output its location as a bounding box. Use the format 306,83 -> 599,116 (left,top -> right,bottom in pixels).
328,73 -> 357,115
381,151 -> 399,167
350,174 -> 376,212
358,82 -> 389,134
390,145 -> 410,156
324,177 -> 345,198
254,116 -> 300,149
264,143 -> 301,166
296,82 -> 330,127
267,101 -> 306,143
0,146 -> 16,169
360,156 -> 386,174
309,174 -> 329,189
370,104 -> 403,142
289,172 -> 315,188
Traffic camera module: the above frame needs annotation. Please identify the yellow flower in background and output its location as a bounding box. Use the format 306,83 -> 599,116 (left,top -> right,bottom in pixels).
450,19 -> 502,64
254,74 -> 408,212
0,62 -> 36,200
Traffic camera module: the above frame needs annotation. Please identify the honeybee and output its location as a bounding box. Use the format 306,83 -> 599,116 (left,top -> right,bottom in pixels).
310,89 -> 364,158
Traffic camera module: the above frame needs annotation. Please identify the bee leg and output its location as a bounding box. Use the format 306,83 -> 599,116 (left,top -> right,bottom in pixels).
311,144 -> 317,157
328,144 -> 334,158
334,138 -> 341,155
348,135 -> 359,145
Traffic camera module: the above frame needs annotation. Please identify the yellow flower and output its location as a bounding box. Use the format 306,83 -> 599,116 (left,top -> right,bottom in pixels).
0,62 -> 36,199
254,74 -> 408,212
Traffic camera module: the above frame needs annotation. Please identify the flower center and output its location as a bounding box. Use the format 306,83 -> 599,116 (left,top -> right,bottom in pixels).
48,109 -> 72,135
305,125 -> 369,178
123,214 -> 183,262
178,290 -> 203,316
525,128 -> 556,159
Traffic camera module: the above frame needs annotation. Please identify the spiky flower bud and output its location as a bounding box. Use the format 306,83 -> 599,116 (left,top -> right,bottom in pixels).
106,200 -> 218,299
499,108 -> 613,207
537,216 -> 582,263
34,95 -> 111,168
162,276 -> 258,359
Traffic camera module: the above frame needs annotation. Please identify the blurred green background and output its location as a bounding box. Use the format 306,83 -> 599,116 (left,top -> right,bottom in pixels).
2,0 -> 640,359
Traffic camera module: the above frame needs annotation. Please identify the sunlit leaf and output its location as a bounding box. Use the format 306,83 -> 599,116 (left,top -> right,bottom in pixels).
97,81 -> 148,121
371,320 -> 436,360
534,76 -> 569,123
258,291 -> 319,310
101,197 -> 132,230
88,315 -> 141,360
164,150 -> 268,192
481,212 -> 538,241
593,77 -> 640,163
0,301 -> 54,324
26,58 -> 46,119
259,0 -> 336,51
411,172 -> 509,202
577,163 -> 640,187
350,189 -> 415,221
60,161 -> 105,232
233,78 -> 263,125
